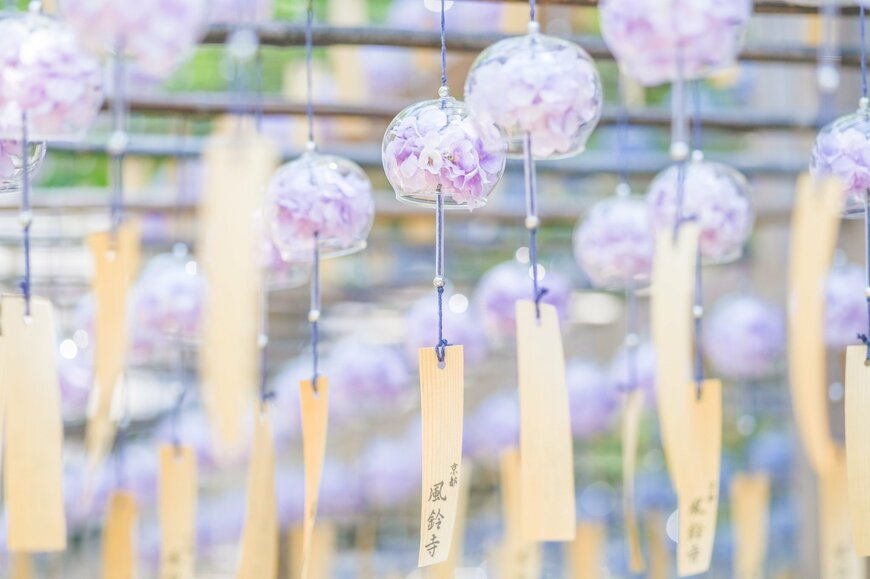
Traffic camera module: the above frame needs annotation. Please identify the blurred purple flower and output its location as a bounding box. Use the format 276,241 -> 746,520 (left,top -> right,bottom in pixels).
464,390 -> 519,460
567,360 -> 619,439
703,294 -> 785,381
404,293 -> 489,365
825,263 -> 869,349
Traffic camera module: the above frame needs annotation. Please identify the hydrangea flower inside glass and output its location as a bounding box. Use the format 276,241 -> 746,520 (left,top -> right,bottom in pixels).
810,98 -> 870,218
0,12 -> 103,139
646,153 -> 754,264
573,194 -> 654,289
383,88 -> 506,209
464,22 -> 603,159
600,0 -> 752,87
266,152 -> 375,261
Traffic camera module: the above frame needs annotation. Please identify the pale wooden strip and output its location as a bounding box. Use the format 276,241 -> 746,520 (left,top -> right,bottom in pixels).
845,344 -> 870,554
86,220 -> 140,466
675,379 -> 722,577
820,453 -> 866,579
787,174 -> 843,475
102,492 -> 138,579
237,410 -> 278,579
622,390 -> 646,573
299,377 -> 330,579
568,521 -> 607,579
288,523 -> 336,579
159,445 -> 197,579
650,223 -> 698,491
418,345 -> 465,567
515,300 -> 575,542
2,295 -> 67,551
731,473 -> 771,579
498,448 -> 541,579
428,462 -> 473,579
198,131 -> 278,450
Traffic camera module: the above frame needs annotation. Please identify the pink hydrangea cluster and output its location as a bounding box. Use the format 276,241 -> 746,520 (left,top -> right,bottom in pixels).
646,158 -> 754,263
207,0 -> 274,24
59,0 -> 208,77
600,0 -> 752,87
703,295 -> 785,381
825,263 -> 870,350
131,253 -> 205,357
266,153 -> 374,262
573,195 -> 654,289
464,33 -> 602,159
810,111 -> 870,217
383,97 -> 506,209
0,15 -> 103,138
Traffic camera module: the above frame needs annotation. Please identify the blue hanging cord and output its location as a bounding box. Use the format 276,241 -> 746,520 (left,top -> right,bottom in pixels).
859,4 -> 870,363
305,0 -> 315,148
109,43 -> 127,236
432,0 -> 449,365
19,112 -> 32,318
691,80 -> 703,153
529,0 -> 536,23
523,133 -> 547,321
310,233 -> 321,391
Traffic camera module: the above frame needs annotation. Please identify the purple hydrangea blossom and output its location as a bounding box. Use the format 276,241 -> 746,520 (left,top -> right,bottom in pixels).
606,340 -> 657,404
404,294 -> 489,365
0,15 -> 103,139
567,360 -> 619,439
646,158 -> 754,263
266,152 -> 374,262
207,0 -> 274,24
600,0 -> 752,87
810,111 -> 870,217
573,195 -> 654,289
327,338 -> 412,407
465,33 -> 603,159
360,425 -> 422,510
703,295 -> 785,381
130,253 -> 205,359
473,261 -> 572,339
383,97 -> 506,209
825,263 -> 870,350
464,390 -> 519,460
59,0 -> 209,77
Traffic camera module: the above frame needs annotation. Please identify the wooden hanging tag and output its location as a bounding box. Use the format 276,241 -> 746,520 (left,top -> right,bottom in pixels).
515,300 -> 576,542
158,445 -> 197,579
675,379 -> 722,578
299,377 -> 330,579
498,448 -> 541,579
102,491 -> 138,579
11,553 -> 34,579
418,345 -> 465,567
820,453 -> 866,579
429,462 -> 473,579
622,390 -> 646,573
845,344 -> 870,554
288,523 -> 336,579
731,473 -> 771,579
787,175 -> 843,476
568,521 -> 607,579
198,132 -> 278,451
237,408 -> 278,579
1,295 -> 67,551
650,224 -> 698,488
645,511 -> 670,579
86,220 -> 141,467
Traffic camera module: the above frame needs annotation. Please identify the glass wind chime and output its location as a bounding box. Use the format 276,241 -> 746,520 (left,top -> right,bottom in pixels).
464,0 -> 602,543
382,0 -> 505,566
264,0 -> 374,570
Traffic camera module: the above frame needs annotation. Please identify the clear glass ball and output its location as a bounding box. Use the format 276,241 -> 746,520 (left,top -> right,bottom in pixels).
382,91 -> 506,209
265,152 -> 374,263
464,30 -> 603,160
573,194 -> 654,290
600,0 -> 752,87
810,103 -> 870,218
646,154 -> 754,264
0,138 -> 45,193
0,13 -> 104,140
